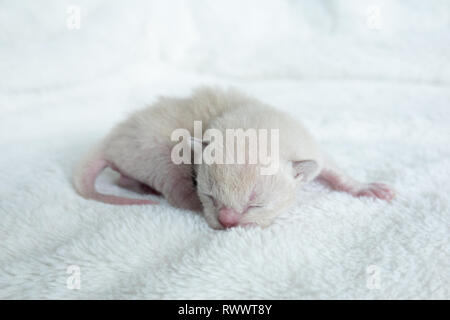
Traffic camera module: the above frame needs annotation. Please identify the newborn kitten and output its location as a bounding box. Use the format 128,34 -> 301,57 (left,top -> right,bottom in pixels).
74,87 -> 395,229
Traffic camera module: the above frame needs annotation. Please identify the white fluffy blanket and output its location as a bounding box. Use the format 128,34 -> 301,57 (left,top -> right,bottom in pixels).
0,0 -> 449,299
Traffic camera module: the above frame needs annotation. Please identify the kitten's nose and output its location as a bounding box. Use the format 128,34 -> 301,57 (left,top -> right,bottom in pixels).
218,208 -> 240,228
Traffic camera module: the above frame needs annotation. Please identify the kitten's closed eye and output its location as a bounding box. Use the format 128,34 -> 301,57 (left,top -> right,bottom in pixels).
201,192 -> 264,211
202,193 -> 218,207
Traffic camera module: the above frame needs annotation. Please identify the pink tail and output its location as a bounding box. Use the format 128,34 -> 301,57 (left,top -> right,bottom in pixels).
73,149 -> 158,205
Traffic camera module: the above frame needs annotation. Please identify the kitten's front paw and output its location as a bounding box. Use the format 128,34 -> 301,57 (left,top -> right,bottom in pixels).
355,183 -> 395,201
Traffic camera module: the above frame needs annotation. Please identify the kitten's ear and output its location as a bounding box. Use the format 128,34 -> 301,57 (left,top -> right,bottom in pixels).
292,160 -> 319,182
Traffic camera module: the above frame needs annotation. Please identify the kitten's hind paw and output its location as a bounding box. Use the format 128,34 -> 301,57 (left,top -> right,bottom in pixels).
354,183 -> 395,201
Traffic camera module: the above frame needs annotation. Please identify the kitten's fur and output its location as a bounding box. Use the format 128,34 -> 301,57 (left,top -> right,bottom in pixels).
74,87 -> 394,229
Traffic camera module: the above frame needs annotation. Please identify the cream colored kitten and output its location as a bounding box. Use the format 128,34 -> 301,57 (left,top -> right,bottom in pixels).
74,87 -> 395,229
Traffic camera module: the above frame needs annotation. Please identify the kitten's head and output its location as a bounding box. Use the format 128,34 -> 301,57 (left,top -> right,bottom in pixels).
195,150 -> 319,229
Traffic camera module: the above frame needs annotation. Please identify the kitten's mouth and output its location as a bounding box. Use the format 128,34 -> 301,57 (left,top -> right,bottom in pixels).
216,216 -> 258,229
220,222 -> 258,230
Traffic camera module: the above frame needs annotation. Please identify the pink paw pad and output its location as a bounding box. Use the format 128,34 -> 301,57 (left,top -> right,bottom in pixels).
355,183 -> 395,201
